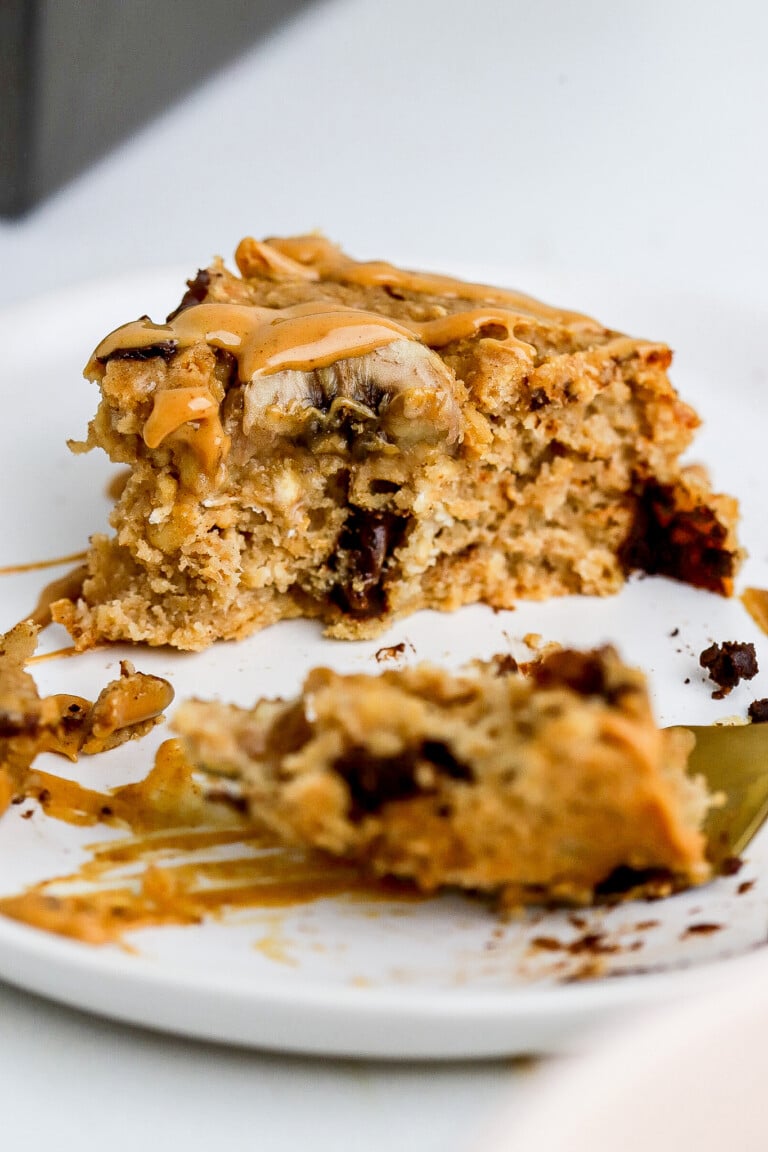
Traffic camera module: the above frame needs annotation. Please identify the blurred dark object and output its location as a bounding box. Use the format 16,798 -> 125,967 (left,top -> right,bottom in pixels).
0,0 -> 312,217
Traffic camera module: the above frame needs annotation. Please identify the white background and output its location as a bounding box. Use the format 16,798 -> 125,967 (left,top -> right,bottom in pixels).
1,1 -> 766,1149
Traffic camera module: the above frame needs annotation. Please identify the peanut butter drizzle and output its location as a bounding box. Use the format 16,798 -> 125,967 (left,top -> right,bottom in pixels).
105,468 -> 131,502
0,739 -> 419,945
24,740 -> 207,831
90,237 -> 607,479
142,386 -> 229,476
741,587 -> 768,636
0,550 -> 87,577
254,234 -> 604,330
27,563 -> 87,628
27,646 -> 79,665
90,302 -> 418,380
82,661 -> 176,755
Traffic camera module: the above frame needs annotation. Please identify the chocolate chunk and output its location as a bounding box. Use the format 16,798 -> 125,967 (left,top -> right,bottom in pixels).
529,648 -> 629,702
166,269 -> 211,322
104,340 -> 178,363
419,741 -> 473,781
333,740 -> 472,820
332,509 -> 407,617
699,641 -> 758,696
620,481 -> 735,595
528,387 -> 549,411
0,711 -> 40,739
748,698 -> 768,723
595,865 -> 676,899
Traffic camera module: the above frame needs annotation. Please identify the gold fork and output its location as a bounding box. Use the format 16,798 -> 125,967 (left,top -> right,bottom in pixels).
671,724 -> 768,866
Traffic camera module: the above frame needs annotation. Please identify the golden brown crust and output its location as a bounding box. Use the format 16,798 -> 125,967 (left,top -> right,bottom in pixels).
174,647 -> 712,905
53,237 -> 741,651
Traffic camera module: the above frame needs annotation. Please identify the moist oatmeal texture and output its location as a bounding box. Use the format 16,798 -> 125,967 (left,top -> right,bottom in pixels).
53,235 -> 741,650
174,647 -> 712,904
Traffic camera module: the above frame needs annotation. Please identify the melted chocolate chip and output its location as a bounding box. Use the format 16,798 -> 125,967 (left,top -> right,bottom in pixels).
699,641 -> 758,696
332,509 -> 407,617
529,647 -> 628,702
333,740 -> 472,820
620,482 -> 735,594
166,269 -> 211,322
103,340 -> 178,363
595,865 -> 677,899
419,741 -> 473,780
528,387 -> 549,411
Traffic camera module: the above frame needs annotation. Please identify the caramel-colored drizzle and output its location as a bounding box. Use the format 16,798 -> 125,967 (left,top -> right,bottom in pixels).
80,661 -> 176,756
245,234 -> 604,330
89,237 -> 606,479
0,739 -> 419,945
0,550 -> 87,577
27,646 -> 79,666
741,587 -> 768,636
26,563 -> 87,628
91,302 -> 418,380
142,386 -> 230,479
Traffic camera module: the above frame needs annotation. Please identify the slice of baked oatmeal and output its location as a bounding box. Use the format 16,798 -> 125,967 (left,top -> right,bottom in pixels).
174,647 -> 712,905
53,236 -> 740,650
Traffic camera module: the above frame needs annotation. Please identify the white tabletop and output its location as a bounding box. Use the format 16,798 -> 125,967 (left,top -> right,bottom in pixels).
1,0 -> 766,1147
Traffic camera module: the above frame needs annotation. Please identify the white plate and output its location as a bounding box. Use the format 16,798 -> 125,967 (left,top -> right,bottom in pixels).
1,269 -> 767,1060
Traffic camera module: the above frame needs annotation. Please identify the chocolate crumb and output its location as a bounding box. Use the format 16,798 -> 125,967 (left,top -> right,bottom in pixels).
748,698 -> 768,723
737,880 -> 756,896
684,677 -> 691,684
166,268 -> 211,322
20,809 -> 33,820
719,855 -> 743,876
683,922 -> 722,938
530,936 -> 563,952
670,627 -> 680,638
375,643 -> 406,663
699,641 -> 758,697
567,932 -> 619,956
489,653 -> 519,676
37,788 -> 51,806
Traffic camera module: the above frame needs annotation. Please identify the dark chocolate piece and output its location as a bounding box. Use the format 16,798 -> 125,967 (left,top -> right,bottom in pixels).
166,269 -> 211,322
620,481 -> 735,595
699,641 -> 758,697
748,698 -> 768,723
333,740 -> 472,820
